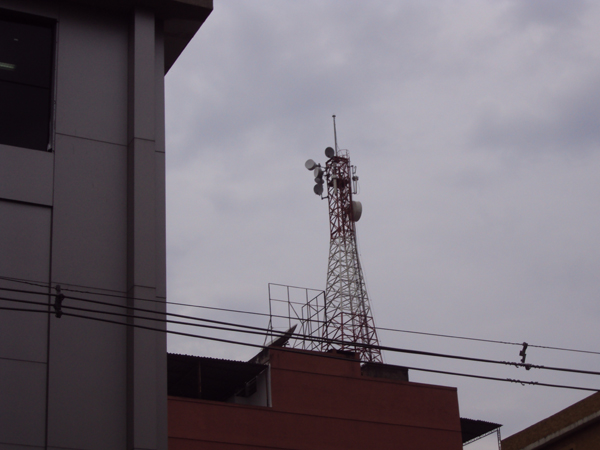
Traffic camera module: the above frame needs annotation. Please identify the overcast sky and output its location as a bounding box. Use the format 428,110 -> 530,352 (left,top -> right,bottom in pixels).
163,1 -> 600,447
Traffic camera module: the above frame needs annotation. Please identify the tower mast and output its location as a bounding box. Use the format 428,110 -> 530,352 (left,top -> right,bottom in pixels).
305,117 -> 382,363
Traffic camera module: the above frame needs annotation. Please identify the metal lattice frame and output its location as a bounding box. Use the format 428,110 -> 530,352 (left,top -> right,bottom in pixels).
321,151 -> 382,363
265,283 -> 326,351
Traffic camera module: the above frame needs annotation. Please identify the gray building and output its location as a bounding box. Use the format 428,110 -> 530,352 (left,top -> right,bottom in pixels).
0,1 -> 211,449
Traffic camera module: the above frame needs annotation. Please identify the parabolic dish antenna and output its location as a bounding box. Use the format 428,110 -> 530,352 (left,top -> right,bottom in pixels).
314,184 -> 324,196
352,200 -> 362,221
325,147 -> 335,158
305,159 -> 317,170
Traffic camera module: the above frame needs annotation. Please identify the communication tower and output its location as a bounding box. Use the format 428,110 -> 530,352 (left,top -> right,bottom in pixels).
304,116 -> 383,363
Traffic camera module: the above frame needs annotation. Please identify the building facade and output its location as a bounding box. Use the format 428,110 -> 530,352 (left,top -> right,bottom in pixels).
0,1 -> 211,449
168,348 -> 465,450
502,391 -> 600,450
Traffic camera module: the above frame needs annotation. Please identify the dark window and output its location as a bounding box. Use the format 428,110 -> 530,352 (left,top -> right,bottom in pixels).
0,10 -> 54,151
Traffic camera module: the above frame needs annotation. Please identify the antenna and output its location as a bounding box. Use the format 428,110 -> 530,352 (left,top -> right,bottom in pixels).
302,119 -> 382,363
332,115 -> 338,156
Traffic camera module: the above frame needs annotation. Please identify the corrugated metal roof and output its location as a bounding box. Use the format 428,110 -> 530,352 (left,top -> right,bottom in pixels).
167,353 -> 268,402
461,417 -> 502,444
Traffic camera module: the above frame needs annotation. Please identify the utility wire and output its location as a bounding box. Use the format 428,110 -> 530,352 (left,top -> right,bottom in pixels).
0,296 -> 276,339
0,286 -> 272,333
0,275 -> 49,289
1,289 -> 598,379
0,302 -> 597,393
2,293 -> 600,378
2,279 -> 599,358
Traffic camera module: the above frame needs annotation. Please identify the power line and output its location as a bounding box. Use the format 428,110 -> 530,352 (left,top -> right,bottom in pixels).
2,286 -> 599,378
0,285 -> 271,333
398,365 -> 597,392
2,293 -> 599,378
0,302 -> 597,393
377,327 -> 600,357
0,275 -> 49,289
0,296 -> 274,339
2,277 -> 600,357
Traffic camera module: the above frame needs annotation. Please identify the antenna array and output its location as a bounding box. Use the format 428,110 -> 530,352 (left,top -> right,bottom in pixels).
304,116 -> 382,363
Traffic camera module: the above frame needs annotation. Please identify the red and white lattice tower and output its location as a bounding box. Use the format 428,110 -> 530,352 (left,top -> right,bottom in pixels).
305,116 -> 382,363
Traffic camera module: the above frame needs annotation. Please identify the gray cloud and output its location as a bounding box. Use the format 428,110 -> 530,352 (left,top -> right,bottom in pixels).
471,75 -> 600,157
506,0 -> 589,28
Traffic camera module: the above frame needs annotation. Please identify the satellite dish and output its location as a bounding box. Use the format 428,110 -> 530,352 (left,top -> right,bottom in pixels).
266,325 -> 297,348
314,184 -> 324,196
315,177 -> 324,184
352,201 -> 362,221
325,147 -> 335,158
314,167 -> 324,178
305,159 -> 317,171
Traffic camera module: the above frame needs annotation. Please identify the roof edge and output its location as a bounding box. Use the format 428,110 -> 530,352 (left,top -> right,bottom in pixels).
64,0 -> 213,72
519,410 -> 600,450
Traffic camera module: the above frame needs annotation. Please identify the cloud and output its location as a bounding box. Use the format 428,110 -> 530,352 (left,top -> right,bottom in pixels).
471,75 -> 600,157
165,0 -> 600,441
506,0 -> 589,29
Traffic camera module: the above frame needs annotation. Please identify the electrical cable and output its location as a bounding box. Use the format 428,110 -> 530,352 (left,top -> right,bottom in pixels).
0,285 -> 275,334
0,305 -> 49,314
398,365 -> 597,392
4,279 -> 600,363
3,275 -> 599,358
0,295 -> 277,339
2,293 -> 600,378
0,302 -> 597,393
3,276 -> 599,357
0,275 -> 49,289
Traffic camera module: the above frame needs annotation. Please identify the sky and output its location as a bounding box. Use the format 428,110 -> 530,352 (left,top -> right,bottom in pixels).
163,1 -> 600,448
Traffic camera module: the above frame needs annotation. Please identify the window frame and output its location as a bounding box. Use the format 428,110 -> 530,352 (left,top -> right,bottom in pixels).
0,8 -> 56,152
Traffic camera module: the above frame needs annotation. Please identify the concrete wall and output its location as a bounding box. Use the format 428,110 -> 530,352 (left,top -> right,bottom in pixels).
168,349 -> 463,450
0,1 -> 210,448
